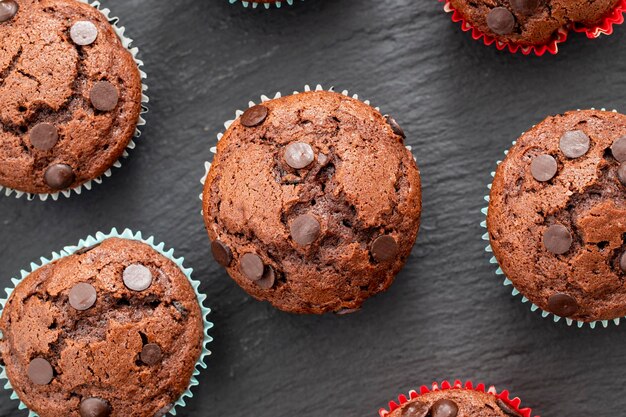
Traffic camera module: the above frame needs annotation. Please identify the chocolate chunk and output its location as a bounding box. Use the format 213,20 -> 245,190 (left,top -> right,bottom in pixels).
290,214 -> 321,246
496,398 -> 523,417
80,397 -> 112,417
612,136 -> 626,162
123,264 -> 153,291
548,293 -> 579,317
400,402 -> 429,417
431,399 -> 459,417
90,81 -> 119,111
240,253 -> 264,281
487,7 -> 515,35
618,163 -> 626,186
559,130 -> 590,159
141,343 -> 163,365
211,240 -> 232,267
371,235 -> 399,262
510,0 -> 540,15
284,142 -> 315,169
154,404 -> 173,417
620,251 -> 626,273
530,154 -> 558,182
0,0 -> 18,23
256,265 -> 276,289
240,105 -> 268,127
543,224 -> 572,254
27,358 -> 53,385
30,123 -> 59,151
70,21 -> 98,46
69,283 -> 97,311
44,163 -> 75,190
385,115 -> 406,139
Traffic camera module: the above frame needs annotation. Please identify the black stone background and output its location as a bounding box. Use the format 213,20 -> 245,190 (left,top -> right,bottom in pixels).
1,0 -> 626,416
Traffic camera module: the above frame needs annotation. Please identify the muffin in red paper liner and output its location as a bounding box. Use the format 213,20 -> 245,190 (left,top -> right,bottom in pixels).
379,380 -> 538,417
572,0 -> 626,37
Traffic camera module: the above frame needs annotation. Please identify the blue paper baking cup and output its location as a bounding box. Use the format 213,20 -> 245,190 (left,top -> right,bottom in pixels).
0,228 -> 212,416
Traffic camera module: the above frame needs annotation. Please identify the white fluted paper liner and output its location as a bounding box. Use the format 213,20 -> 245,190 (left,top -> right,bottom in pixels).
199,84 -> 416,207
0,1 -> 149,202
0,228 -> 212,416
228,0 -> 302,9
481,107 -> 622,329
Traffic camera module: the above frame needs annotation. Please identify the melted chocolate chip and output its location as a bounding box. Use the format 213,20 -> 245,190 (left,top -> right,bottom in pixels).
400,402 -> 429,417
386,115 -> 406,138
30,123 -> 59,151
543,224 -> 572,254
0,0 -> 18,23
620,251 -> 626,273
240,105 -> 268,127
548,293 -> 579,317
69,283 -> 97,311
211,240 -> 232,267
618,163 -> 626,186
141,343 -> 163,365
90,81 -> 119,111
123,264 -> 153,292
496,398 -> 523,417
256,265 -> 276,289
510,0 -> 540,15
431,399 -> 459,417
44,163 -> 75,190
240,253 -> 264,281
290,214 -> 321,246
27,357 -> 53,385
79,397 -> 112,417
559,130 -> 590,159
612,136 -> 626,162
487,7 -> 515,35
371,235 -> 399,262
531,154 -> 558,182
70,21 -> 98,46
284,142 -> 315,169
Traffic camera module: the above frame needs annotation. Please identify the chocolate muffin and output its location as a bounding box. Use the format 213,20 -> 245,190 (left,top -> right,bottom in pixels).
487,109 -> 626,323
202,90 -> 422,314
388,389 -> 524,417
0,0 -> 143,195
0,238 -> 204,417
449,0 -> 620,46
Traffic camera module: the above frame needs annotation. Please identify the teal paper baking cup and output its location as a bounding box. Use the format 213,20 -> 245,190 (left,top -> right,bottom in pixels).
228,0 -> 302,9
0,228 -> 212,416
480,108 -> 623,329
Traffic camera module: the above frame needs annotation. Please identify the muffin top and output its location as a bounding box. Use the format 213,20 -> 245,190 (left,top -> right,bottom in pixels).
0,0 -> 143,195
389,389 -> 523,417
448,0 -> 620,46
0,238 -> 204,417
203,90 -> 422,314
488,109 -> 626,322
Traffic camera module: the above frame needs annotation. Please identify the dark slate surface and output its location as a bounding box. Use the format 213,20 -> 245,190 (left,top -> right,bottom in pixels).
2,0 -> 626,416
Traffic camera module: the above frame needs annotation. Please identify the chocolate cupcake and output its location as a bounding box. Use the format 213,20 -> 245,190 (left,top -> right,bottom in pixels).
0,0 -> 146,199
486,109 -> 626,325
202,87 -> 422,314
0,232 -> 210,416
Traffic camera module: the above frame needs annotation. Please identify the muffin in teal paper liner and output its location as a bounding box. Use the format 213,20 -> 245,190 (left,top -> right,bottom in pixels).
0,229 -> 212,416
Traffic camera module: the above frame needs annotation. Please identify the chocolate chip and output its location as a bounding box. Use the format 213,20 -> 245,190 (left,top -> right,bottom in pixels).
240,253 -> 264,281
80,397 -> 112,417
487,7 -> 515,35
44,163 -> 75,190
284,142 -> 315,169
530,154 -> 558,182
290,214 -> 321,246
240,105 -> 268,127
559,130 -> 590,159
618,163 -> 626,186
30,123 -> 59,151
543,224 -> 572,254
70,21 -> 98,46
256,265 -> 276,289
28,358 -> 53,385
0,0 -> 18,23
548,293 -> 579,317
620,251 -> 626,273
318,153 -> 329,166
90,81 -> 119,111
400,402 -> 429,417
141,343 -> 163,365
510,0 -> 540,15
69,283 -> 97,311
612,136 -> 626,162
123,264 -> 153,291
496,398 -> 523,417
154,404 -> 173,417
385,115 -> 406,139
371,235 -> 399,262
211,240 -> 232,267
431,399 -> 459,417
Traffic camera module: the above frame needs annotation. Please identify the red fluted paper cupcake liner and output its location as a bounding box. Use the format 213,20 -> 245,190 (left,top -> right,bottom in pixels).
439,0 -> 568,56
379,380 -> 538,417
572,0 -> 626,38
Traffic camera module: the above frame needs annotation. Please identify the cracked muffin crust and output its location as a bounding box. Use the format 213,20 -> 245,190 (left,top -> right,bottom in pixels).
488,110 -> 626,322
389,388 -> 523,417
0,0 -> 143,195
202,90 -> 422,314
449,0 -> 620,46
0,238 -> 204,417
